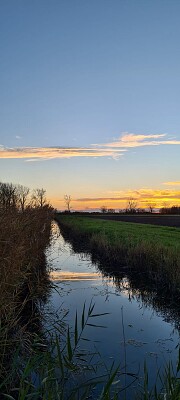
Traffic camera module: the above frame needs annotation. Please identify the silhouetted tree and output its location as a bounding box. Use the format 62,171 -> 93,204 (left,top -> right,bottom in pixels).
160,205 -> 180,215
100,205 -> 107,214
0,182 -> 17,210
64,195 -> 71,212
126,198 -> 137,214
32,188 -> 46,208
147,202 -> 156,213
16,185 -> 30,211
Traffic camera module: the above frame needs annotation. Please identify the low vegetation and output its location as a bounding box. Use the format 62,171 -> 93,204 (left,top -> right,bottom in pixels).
55,215 -> 180,297
0,182 -> 54,394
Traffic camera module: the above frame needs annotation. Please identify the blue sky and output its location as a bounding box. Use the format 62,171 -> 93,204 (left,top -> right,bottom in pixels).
0,0 -> 180,210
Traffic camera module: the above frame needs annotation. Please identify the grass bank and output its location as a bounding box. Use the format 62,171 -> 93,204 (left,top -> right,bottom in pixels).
55,214 -> 180,297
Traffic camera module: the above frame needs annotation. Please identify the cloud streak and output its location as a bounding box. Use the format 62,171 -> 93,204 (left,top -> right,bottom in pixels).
163,181 -> 180,186
75,189 -> 180,206
0,133 -> 180,160
96,133 -> 180,148
0,146 -> 126,160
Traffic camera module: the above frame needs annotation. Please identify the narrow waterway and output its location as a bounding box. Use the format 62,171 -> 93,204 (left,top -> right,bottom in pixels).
45,222 -> 180,398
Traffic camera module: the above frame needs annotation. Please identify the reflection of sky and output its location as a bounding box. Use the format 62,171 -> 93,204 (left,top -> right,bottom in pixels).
46,223 -> 180,398
47,223 -> 99,275
50,271 -> 101,281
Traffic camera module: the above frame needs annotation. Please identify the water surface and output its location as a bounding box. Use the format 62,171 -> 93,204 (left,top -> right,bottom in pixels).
46,222 -> 180,398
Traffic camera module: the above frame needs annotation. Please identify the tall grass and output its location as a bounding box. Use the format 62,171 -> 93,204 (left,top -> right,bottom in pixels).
0,205 -> 54,392
1,302 -> 123,399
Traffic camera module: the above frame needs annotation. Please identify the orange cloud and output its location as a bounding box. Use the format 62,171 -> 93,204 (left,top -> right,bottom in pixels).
163,181 -> 180,186
71,188 -> 180,210
0,132 -> 180,161
97,132 -> 180,148
0,146 -> 125,160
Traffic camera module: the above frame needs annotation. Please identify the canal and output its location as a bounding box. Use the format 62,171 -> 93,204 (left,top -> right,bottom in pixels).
45,222 -> 180,398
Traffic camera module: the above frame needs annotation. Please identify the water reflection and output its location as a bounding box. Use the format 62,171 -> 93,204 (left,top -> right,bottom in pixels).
57,221 -> 180,331
46,222 -> 180,398
51,270 -> 101,280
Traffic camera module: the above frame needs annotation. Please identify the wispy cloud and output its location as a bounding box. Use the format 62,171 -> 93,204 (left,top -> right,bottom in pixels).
96,133 -> 180,148
15,135 -> 22,139
0,132 -> 180,161
0,146 -> 126,160
163,181 -> 180,186
75,189 -> 180,207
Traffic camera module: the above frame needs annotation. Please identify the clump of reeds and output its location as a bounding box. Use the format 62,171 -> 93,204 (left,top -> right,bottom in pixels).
1,301 -> 122,399
0,203 -> 54,391
1,300 -> 180,399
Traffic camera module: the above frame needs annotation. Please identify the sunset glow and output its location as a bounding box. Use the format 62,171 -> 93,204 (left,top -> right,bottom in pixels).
1,1 -> 180,212
52,188 -> 180,211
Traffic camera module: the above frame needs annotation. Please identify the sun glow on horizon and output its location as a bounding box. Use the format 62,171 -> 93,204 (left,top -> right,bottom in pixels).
50,187 -> 180,211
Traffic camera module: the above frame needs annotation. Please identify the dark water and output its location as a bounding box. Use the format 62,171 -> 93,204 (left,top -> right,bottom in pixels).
46,222 -> 180,398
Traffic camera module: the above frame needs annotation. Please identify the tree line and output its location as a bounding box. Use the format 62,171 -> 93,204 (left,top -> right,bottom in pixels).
159,206 -> 180,215
0,182 -> 48,212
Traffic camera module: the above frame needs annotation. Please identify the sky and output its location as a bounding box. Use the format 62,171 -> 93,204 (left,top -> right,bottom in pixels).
0,0 -> 180,211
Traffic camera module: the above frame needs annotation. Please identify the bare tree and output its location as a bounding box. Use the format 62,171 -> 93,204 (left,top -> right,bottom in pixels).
126,198 -> 137,214
107,208 -> 115,213
64,195 -> 71,212
32,188 -> 46,208
147,202 -> 156,213
0,182 -> 17,210
16,185 -> 30,211
100,205 -> 107,214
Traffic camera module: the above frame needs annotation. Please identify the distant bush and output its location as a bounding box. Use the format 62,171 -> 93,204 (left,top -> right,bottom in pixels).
160,206 -> 180,215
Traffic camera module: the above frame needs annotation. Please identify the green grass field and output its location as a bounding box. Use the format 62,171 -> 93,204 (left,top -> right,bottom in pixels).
56,215 -> 180,295
57,215 -> 180,249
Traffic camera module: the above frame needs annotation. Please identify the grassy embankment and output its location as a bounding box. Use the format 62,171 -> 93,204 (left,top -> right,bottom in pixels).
56,214 -> 180,296
0,205 -> 54,392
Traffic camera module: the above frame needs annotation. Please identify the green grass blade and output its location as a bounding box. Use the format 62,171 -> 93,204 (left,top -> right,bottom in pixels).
87,323 -> 107,328
74,310 -> 78,346
89,312 -> 110,317
81,302 -> 86,330
67,326 -> 73,361
88,301 -> 95,316
55,334 -> 64,378
100,366 -> 119,399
